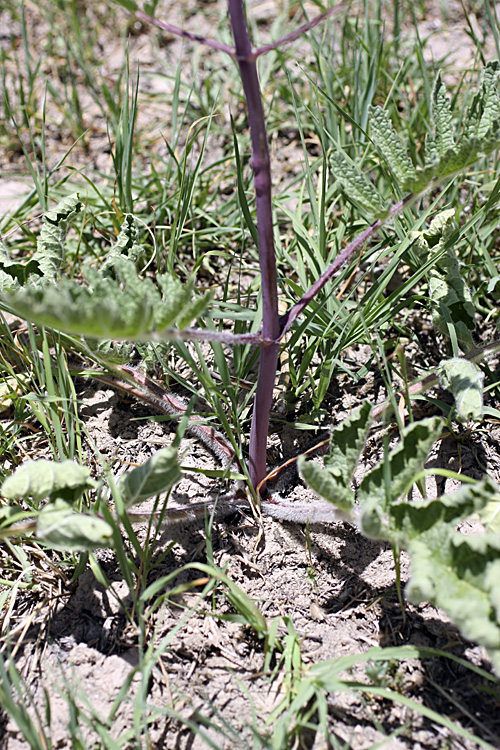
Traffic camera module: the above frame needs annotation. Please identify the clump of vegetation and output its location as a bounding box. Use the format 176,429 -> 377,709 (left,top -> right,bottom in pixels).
2,0 -> 500,746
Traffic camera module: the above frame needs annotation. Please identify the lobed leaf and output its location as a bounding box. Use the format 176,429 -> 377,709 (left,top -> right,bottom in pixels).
369,105 -> 417,186
438,358 -> 484,422
298,459 -> 355,510
330,149 -> 386,215
410,209 -> 476,352
117,446 -> 181,508
359,417 -> 442,524
404,481 -> 500,674
466,60 -> 500,141
427,74 -> 455,163
298,402 -> 372,511
32,194 -> 82,278
102,213 -> 145,270
3,259 -> 211,341
1,459 -> 97,506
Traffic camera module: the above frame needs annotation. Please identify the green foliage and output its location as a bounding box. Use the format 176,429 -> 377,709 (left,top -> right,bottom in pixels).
0,448 -> 183,550
410,209 -> 476,352
301,408 -> 500,675
330,149 -> 387,215
298,401 -> 372,511
368,105 -> 417,186
36,498 -> 113,551
358,417 -> 443,530
438,357 -> 484,422
0,195 -> 212,340
32,194 -> 83,278
1,458 -> 97,507
117,446 -> 181,508
102,212 -> 145,270
366,61 -> 500,196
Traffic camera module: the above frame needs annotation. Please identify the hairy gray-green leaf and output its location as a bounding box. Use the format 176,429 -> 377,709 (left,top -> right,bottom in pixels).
359,417 -> 442,539
32,194 -> 82,278
391,474 -> 499,540
409,208 -> 456,258
438,357 -> 484,422
37,499 -> 113,551
369,105 -> 417,187
3,259 -> 211,340
428,74 -> 455,162
330,149 -> 386,215
466,60 -> 500,140
299,402 -> 372,511
429,260 -> 476,351
410,210 -> 475,351
1,459 -> 97,506
117,446 -> 181,508
326,401 -> 373,481
87,339 -> 135,365
401,478 -> 500,674
103,213 -> 144,271
298,459 -> 355,511
407,531 -> 500,674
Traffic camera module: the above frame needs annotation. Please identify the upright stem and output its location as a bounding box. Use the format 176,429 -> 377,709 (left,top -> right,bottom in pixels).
227,0 -> 280,493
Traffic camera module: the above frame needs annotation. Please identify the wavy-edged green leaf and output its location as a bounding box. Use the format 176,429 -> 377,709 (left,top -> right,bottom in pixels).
410,209 -> 475,351
412,207 -> 456,250
369,105 -> 417,186
402,478 -> 500,673
429,263 -> 476,352
155,274 -> 195,330
407,534 -> 500,674
2,260 -> 211,340
479,494 -> 500,534
299,459 -> 355,510
103,213 -> 145,271
438,357 -> 484,422
359,417 -> 442,508
117,446 -> 181,508
466,60 -> 500,140
392,474 -> 499,540
326,401 -> 373,480
359,417 -> 442,540
427,73 -> 455,164
37,499 -> 113,551
299,402 -> 373,511
330,149 -> 386,215
87,339 -> 135,365
3,273 -> 154,338
32,193 -> 82,278
1,459 -> 97,506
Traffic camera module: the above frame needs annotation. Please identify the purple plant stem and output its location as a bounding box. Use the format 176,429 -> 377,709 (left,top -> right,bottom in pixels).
279,194 -> 415,339
135,10 -> 235,56
227,0 -> 280,493
251,6 -> 345,60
